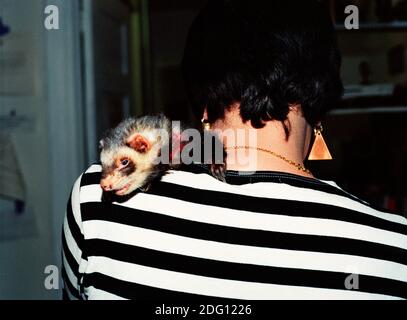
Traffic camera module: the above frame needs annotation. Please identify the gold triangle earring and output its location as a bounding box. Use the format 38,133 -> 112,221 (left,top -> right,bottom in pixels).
308,123 -> 333,160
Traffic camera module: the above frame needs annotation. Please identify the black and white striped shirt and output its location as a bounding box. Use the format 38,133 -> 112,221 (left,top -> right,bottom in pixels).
62,163 -> 407,300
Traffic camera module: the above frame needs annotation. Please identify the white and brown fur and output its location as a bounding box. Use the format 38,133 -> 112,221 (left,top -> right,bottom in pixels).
99,114 -> 226,198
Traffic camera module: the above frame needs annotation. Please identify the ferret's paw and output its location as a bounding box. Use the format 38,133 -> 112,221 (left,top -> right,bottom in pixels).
139,183 -> 152,192
209,163 -> 226,182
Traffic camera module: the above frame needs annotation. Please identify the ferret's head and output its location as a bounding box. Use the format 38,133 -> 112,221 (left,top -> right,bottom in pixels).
99,131 -> 164,196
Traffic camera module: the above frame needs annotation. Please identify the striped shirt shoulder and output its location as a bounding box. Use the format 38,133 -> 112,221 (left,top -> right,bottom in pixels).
62,164 -> 407,300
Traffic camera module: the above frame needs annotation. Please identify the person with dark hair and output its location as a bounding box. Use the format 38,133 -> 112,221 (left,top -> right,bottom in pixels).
62,0 -> 407,300
182,0 -> 343,133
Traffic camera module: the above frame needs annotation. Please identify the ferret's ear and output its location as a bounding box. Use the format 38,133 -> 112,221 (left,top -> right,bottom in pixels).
127,133 -> 151,153
99,139 -> 105,149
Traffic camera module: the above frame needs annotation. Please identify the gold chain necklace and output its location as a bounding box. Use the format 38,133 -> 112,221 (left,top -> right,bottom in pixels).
225,146 -> 312,175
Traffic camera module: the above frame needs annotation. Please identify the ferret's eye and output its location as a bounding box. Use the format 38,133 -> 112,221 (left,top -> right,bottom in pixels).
121,159 -> 129,166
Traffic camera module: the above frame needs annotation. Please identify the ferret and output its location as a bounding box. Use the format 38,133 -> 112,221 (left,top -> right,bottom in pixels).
99,114 -> 226,197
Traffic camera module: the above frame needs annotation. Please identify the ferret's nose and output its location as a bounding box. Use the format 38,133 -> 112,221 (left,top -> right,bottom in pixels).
100,180 -> 112,191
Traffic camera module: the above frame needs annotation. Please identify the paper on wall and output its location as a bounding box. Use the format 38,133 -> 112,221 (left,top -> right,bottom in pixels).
0,132 -> 26,201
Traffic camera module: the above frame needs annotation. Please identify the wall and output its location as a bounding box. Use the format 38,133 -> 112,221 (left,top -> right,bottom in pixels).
0,0 -> 84,299
0,0 -> 55,299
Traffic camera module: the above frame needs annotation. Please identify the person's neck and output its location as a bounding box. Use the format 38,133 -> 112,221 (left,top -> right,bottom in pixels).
212,105 -> 314,178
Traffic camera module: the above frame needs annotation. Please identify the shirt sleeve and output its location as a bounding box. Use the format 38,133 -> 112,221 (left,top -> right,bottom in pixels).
61,174 -> 88,300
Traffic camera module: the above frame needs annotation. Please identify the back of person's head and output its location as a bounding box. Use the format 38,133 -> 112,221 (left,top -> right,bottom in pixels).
182,0 -> 343,130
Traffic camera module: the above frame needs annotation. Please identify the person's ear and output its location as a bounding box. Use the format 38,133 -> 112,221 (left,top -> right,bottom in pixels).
99,139 -> 105,149
200,107 -> 212,130
288,103 -> 302,114
126,133 -> 151,153
202,107 -> 208,121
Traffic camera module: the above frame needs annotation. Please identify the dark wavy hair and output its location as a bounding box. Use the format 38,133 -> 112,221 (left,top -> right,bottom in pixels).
181,0 -> 343,134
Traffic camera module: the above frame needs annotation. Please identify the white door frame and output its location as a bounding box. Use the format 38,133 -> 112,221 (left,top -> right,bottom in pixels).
44,0 -> 85,282
81,0 -> 98,164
